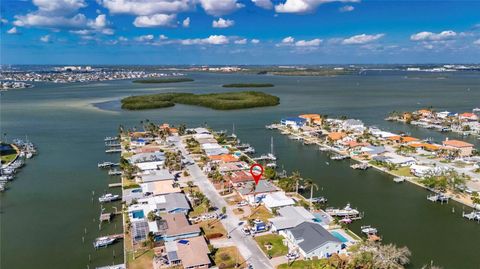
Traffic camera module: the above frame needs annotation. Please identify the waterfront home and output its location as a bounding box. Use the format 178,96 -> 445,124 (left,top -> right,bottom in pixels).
164,236 -> 211,269
342,119 -> 365,133
237,180 -> 278,203
136,193 -> 191,214
281,117 -> 306,129
416,109 -> 434,118
196,137 -> 218,144
270,206 -> 316,232
370,128 -> 398,139
135,161 -> 164,171
327,132 -> 347,142
208,154 -> 238,163
131,138 -> 148,147
299,114 -> 322,125
283,222 -> 342,259
262,192 -> 295,211
204,147 -> 229,156
459,112 -> 479,121
129,152 -> 165,164
436,111 -> 456,119
139,169 -> 175,183
442,139 -> 475,157
193,133 -> 214,141
225,170 -> 256,184
193,127 -> 211,135
410,164 -> 451,177
200,143 -> 222,150
140,180 -> 181,196
149,213 -> 200,242
381,152 -> 416,166
359,146 -> 387,158
131,220 -> 150,243
218,161 -> 249,173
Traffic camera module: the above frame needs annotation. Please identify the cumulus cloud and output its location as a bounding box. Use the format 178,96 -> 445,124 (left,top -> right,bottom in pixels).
234,38 -> 247,44
295,38 -> 322,46
251,39 -> 260,44
281,36 -> 295,44
40,34 -> 51,42
1,18 -> 8,24
7,27 -> 19,34
182,17 -> 190,27
133,14 -> 177,27
32,0 -> 87,15
99,0 -> 192,16
342,33 -> 384,44
14,13 -> 88,28
275,0 -> 360,14
199,0 -> 243,16
180,35 -> 229,45
252,0 -> 273,9
135,34 -> 155,42
212,18 -> 234,28
474,39 -> 480,45
339,5 -> 354,12
410,30 -> 457,41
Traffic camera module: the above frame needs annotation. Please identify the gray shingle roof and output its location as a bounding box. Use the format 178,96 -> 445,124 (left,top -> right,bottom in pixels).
289,222 -> 341,253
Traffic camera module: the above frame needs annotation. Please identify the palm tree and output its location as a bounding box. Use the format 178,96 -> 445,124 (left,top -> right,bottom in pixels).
303,179 -> 318,212
291,171 -> 302,194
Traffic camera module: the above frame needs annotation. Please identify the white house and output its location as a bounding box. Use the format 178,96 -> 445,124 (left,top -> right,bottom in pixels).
283,222 -> 342,259
263,192 -> 295,211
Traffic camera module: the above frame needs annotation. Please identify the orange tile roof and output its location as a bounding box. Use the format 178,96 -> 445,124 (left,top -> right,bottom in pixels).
387,136 -> 401,141
209,154 -> 238,162
460,113 -> 476,118
409,143 -> 423,148
417,109 -> 432,114
345,141 -> 370,148
401,136 -> 419,143
299,114 -> 321,120
443,140 -> 474,148
328,132 -> 347,141
422,144 -> 441,151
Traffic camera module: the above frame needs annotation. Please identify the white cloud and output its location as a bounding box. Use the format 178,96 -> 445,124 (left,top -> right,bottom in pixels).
474,39 -> 480,45
159,34 -> 168,40
281,36 -> 295,44
251,39 -> 260,44
410,30 -> 457,41
342,33 -> 384,44
99,0 -> 192,16
14,13 -> 88,28
252,0 -> 273,9
0,18 -> 8,24
32,0 -> 87,14
133,14 -> 177,27
180,35 -> 229,45
88,14 -> 107,29
295,38 -> 322,46
40,34 -> 51,42
70,29 -> 91,35
118,36 -> 128,42
275,0 -> 360,14
7,27 -> 19,34
212,18 -> 234,28
199,0 -> 243,16
182,17 -> 190,27
135,34 -> 155,42
234,38 -> 247,44
339,5 -> 354,12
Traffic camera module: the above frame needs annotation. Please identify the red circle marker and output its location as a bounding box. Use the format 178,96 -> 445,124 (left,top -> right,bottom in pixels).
249,164 -> 263,185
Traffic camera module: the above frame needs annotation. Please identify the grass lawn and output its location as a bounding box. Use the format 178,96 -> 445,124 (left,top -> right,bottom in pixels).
277,259 -> 332,269
243,205 -> 273,222
189,203 -> 209,217
126,248 -> 154,269
214,246 -> 246,269
0,152 -> 17,164
254,234 -> 288,258
345,229 -> 361,241
199,220 -> 227,240
391,167 -> 413,177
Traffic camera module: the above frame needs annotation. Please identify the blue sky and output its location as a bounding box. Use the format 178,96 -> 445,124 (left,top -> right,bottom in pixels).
1,0 -> 480,64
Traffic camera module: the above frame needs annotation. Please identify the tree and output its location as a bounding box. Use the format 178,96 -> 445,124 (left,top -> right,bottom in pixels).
178,123 -> 187,136
221,206 -> 226,215
264,166 -> 277,180
471,192 -> 480,208
349,241 -> 411,269
304,178 -> 318,212
291,170 -> 302,194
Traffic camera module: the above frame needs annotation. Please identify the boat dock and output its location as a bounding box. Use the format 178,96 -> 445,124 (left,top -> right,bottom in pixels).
108,182 -> 122,188
427,193 -> 449,204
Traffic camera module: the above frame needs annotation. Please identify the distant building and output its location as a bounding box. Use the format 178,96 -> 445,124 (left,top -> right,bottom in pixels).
442,139 -> 475,157
281,117 -> 306,129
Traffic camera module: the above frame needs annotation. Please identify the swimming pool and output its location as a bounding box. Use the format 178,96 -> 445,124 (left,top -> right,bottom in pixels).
131,210 -> 144,219
331,231 -> 348,243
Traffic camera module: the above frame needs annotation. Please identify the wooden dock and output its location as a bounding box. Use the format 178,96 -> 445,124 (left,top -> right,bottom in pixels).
108,183 -> 122,188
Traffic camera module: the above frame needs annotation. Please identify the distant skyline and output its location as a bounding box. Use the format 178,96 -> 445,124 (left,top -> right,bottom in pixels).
2,0 -> 480,65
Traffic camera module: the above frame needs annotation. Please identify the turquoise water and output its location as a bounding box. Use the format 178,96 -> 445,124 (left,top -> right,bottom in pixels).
1,71 -> 480,268
131,210 -> 144,219
331,231 -> 349,243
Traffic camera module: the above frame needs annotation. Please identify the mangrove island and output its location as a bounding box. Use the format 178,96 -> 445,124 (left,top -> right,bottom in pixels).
132,77 -> 194,84
121,91 -> 280,110
222,83 -> 274,88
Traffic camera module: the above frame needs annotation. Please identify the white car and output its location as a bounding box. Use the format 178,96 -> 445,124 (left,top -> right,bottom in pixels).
241,227 -> 251,236
236,201 -> 248,207
286,252 -> 300,260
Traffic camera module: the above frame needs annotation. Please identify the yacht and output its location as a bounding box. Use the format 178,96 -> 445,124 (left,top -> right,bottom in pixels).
98,193 -> 120,203
93,236 -> 116,248
361,225 -> 378,235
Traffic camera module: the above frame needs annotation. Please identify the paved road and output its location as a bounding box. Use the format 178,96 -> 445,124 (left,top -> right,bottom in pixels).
176,141 -> 274,269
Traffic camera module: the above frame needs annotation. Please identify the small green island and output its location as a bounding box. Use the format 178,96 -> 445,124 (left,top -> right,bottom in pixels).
132,77 -> 194,84
121,91 -> 280,110
222,83 -> 274,88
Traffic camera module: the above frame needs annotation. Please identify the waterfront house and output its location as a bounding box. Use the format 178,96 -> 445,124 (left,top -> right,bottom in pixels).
193,128 -> 211,134
135,161 -> 164,171
208,154 -> 238,163
442,139 -> 475,157
129,152 -> 165,164
139,169 -> 175,183
131,220 -> 150,243
299,114 -> 322,125
164,236 -> 211,269
342,119 -> 365,133
327,132 -> 347,142
281,117 -> 306,129
136,193 -> 191,214
416,109 -> 434,118
225,170 -> 255,185
410,164 -> 451,177
204,147 -> 229,156
270,206 -> 316,232
149,213 -> 200,242
283,222 -> 342,259
436,111 -> 456,119
359,146 -> 387,158
218,161 -> 249,173
459,112 -> 479,121
141,180 -> 181,196
262,192 -> 295,211
382,152 -> 416,166
237,180 -> 278,203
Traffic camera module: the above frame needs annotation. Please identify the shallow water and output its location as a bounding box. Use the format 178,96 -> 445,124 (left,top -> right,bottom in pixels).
1,71 -> 479,268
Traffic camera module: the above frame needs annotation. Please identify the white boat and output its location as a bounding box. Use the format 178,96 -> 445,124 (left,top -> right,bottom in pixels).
351,163 -> 370,170
330,154 -> 349,160
393,177 -> 405,183
326,204 -> 360,217
108,169 -> 122,176
104,136 -> 119,142
98,193 -> 120,203
309,197 -> 328,203
105,148 -> 122,153
361,225 -> 378,235
93,236 -> 116,248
